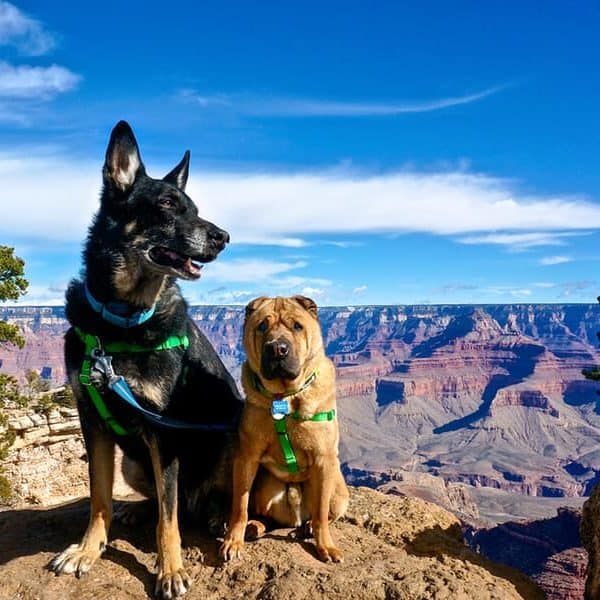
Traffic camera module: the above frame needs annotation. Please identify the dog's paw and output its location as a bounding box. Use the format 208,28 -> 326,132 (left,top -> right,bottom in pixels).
155,568 -> 192,599
49,543 -> 104,577
316,543 -> 344,563
219,537 -> 245,561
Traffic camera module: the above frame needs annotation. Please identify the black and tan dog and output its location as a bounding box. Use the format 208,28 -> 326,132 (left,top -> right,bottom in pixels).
220,295 -> 349,563
50,121 -> 243,599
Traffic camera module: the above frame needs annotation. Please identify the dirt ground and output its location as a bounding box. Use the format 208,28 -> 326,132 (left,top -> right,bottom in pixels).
0,487 -> 543,600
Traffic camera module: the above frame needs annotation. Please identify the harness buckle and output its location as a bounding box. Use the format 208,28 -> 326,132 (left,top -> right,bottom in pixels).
91,349 -> 116,381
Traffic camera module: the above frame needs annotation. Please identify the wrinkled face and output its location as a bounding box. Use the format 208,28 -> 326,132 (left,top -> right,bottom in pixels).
243,296 -> 322,381
101,120 -> 229,281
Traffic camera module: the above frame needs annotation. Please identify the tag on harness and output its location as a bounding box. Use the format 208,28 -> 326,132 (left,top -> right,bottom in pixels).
271,399 -> 290,420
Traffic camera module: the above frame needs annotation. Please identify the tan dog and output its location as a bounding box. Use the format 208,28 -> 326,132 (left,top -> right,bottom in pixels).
220,295 -> 349,563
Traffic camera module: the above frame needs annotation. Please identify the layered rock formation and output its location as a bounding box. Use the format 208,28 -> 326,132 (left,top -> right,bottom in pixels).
0,486 -> 543,599
2,303 -> 600,504
2,405 -> 133,507
471,507 -> 587,600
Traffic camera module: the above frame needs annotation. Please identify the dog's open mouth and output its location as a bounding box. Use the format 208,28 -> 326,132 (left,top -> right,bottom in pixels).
148,246 -> 203,280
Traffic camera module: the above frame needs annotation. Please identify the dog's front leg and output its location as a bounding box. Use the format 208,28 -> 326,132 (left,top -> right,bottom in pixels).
308,455 -> 344,563
148,437 -> 191,599
50,426 -> 114,576
220,449 -> 260,561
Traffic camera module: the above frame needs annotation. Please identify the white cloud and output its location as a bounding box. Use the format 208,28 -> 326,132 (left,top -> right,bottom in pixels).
206,289 -> 256,304
180,84 -> 507,117
457,231 -> 589,249
558,280 -> 595,297
532,282 -> 556,288
0,1 -> 55,55
301,286 -> 325,298
539,255 -> 572,266
204,259 -> 308,283
0,61 -> 80,98
484,286 -> 533,298
352,285 -> 368,295
269,275 -> 332,289
234,236 -> 307,248
0,6 -> 80,119
190,171 -> 600,242
15,283 -> 64,305
433,283 -> 477,293
2,157 -> 600,250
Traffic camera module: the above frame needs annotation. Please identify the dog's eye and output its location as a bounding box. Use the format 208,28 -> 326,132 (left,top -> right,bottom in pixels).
257,320 -> 268,333
293,321 -> 303,331
159,197 -> 176,209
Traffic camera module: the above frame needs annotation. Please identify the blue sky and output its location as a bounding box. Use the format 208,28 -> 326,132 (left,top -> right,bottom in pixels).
2,1 -> 600,306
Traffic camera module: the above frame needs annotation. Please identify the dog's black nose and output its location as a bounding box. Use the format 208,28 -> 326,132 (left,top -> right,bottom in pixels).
266,339 -> 289,359
209,227 -> 230,246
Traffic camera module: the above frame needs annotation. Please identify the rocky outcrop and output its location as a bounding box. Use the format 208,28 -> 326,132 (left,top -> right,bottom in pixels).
342,465 -> 481,521
0,486 -> 543,599
2,405 -> 133,507
581,484 -> 600,598
489,389 -> 559,417
472,507 -> 586,600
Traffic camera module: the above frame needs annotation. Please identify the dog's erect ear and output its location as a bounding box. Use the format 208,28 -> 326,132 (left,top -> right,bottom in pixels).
103,121 -> 144,193
163,150 -> 190,192
293,295 -> 319,320
245,296 -> 269,319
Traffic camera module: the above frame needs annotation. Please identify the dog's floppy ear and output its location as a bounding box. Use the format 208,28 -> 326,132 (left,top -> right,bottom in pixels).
245,296 -> 269,319
293,295 -> 318,320
163,150 -> 190,191
103,120 -> 145,193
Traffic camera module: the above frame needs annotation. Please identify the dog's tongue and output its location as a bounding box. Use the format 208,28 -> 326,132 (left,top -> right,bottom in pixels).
185,257 -> 202,278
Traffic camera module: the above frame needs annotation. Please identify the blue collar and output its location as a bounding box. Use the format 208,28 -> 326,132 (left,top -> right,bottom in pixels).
84,281 -> 156,328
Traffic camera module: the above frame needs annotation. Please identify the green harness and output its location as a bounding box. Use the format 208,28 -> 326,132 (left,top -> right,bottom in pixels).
75,327 -> 190,435
252,371 -> 336,474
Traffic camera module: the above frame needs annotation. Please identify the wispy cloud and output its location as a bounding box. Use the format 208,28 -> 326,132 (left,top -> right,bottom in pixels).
301,286 -> 326,298
206,288 -> 256,304
202,258 -> 313,284
0,1 -> 55,56
3,158 -> 600,245
0,61 -> 80,99
178,260 -> 331,304
432,283 -> 478,294
179,84 -> 507,118
18,283 -> 66,305
352,285 -> 368,295
532,282 -> 556,288
484,285 -> 533,298
540,255 -> 572,266
558,280 -> 595,297
0,4 -> 80,123
233,236 -> 307,248
457,231 -> 591,249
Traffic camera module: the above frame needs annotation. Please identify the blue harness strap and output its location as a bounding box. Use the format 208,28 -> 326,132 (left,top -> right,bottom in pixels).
75,327 -> 237,435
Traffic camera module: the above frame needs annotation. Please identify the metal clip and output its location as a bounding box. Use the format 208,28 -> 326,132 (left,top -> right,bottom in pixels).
91,348 -> 116,381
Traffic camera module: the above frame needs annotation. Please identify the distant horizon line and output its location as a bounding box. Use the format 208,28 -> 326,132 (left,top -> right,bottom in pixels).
1,301 -> 598,310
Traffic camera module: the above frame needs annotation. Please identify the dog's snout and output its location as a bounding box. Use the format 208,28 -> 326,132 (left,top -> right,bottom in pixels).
266,339 -> 290,359
209,227 -> 230,246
